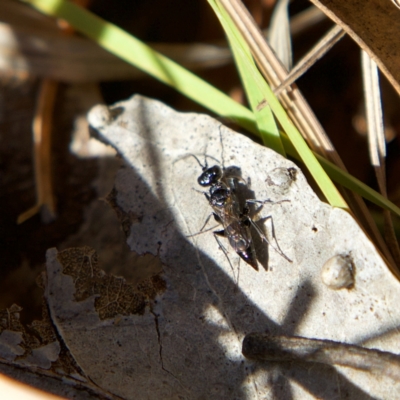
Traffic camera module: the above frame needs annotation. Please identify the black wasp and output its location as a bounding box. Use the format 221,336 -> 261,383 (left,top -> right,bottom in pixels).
191,154 -> 292,271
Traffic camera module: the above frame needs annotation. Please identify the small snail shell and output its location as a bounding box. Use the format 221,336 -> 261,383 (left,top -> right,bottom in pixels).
321,254 -> 354,290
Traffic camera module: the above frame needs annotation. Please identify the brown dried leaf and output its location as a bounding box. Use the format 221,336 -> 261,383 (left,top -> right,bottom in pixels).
310,0 -> 400,95
56,246 -> 165,320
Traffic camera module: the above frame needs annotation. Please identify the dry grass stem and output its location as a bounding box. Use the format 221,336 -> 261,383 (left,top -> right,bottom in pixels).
274,25 -> 345,95
243,333 -> 400,382
362,51 -> 400,265
17,80 -> 57,224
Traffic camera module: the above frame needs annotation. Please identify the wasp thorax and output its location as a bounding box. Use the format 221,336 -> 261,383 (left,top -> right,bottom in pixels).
209,185 -> 230,207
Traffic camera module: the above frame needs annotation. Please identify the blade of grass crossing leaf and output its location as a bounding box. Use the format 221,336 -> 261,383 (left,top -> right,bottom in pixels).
22,0 -> 258,133
231,41 -> 283,154
319,155 -> 400,216
280,132 -> 400,216
216,0 -> 348,210
209,0 -> 285,155
276,94 -> 347,209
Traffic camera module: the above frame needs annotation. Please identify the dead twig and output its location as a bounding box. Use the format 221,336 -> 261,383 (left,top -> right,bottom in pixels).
243,333 -> 400,381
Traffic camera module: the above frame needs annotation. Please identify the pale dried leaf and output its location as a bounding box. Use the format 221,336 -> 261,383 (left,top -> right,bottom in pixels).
81,95 -> 400,399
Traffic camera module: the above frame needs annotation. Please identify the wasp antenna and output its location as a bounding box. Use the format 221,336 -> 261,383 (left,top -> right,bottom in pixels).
187,153 -> 206,169
173,153 -> 206,168
204,154 -> 220,165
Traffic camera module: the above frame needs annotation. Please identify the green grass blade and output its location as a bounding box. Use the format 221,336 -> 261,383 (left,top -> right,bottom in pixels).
317,156 -> 400,216
208,0 -> 285,156
281,134 -> 400,216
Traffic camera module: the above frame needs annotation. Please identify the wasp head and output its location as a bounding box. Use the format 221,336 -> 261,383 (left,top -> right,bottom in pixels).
198,165 -> 222,186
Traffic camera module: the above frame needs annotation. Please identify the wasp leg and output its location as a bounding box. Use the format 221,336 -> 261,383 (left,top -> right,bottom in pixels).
186,213 -> 219,238
212,231 -> 239,281
198,212 -> 213,233
212,212 -> 222,224
246,198 -> 273,206
248,216 -> 292,263
246,198 -> 290,209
